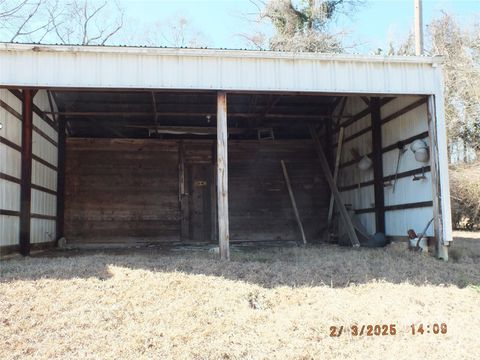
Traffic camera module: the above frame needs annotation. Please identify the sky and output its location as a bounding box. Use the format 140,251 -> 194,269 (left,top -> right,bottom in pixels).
117,0 -> 480,53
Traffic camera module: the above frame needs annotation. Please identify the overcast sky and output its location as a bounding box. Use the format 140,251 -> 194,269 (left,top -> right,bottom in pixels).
117,0 -> 480,53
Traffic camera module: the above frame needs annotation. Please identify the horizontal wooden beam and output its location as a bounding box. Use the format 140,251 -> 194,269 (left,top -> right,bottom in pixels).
9,89 -> 58,131
0,210 -> 59,221
31,183 -> 57,196
46,110 -> 328,121
31,213 -> 57,221
334,97 -> 394,131
0,209 -> 20,216
33,125 -> 58,147
32,155 -> 58,172
381,97 -> 427,125
339,131 -> 429,169
0,98 -> 22,119
0,136 -> 21,152
332,98 -> 427,147
339,166 -> 431,192
0,172 -> 21,184
125,125 -> 248,135
355,201 -> 433,214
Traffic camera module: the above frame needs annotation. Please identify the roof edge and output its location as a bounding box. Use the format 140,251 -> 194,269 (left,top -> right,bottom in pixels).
0,42 -> 443,65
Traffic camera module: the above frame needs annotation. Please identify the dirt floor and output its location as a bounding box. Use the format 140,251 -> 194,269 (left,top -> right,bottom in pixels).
1,232 -> 479,360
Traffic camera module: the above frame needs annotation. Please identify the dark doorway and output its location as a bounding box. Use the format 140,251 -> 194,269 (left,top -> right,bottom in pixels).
187,163 -> 213,242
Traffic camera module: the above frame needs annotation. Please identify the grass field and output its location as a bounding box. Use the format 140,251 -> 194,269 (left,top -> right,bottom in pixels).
1,232 -> 479,359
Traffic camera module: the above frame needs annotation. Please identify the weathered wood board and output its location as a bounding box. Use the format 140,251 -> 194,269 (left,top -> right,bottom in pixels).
65,138 -> 329,244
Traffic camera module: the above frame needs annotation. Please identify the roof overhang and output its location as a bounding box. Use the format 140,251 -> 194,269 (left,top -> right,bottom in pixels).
0,43 -> 443,95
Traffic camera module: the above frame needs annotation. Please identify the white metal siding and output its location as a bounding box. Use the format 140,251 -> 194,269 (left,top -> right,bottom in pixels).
385,207 -> 434,237
31,90 -> 58,245
0,89 -> 21,247
337,97 -> 375,222
381,97 -> 434,237
334,95 -> 435,237
32,159 -> 57,191
0,215 -> 19,247
0,179 -> 20,211
33,112 -> 58,142
30,218 -> 55,244
0,143 -> 21,178
0,44 -> 441,95
32,131 -> 57,166
0,89 -> 58,249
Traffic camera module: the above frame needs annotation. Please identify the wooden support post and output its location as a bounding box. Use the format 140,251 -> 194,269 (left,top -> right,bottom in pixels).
56,116 -> 66,242
308,125 -> 360,247
371,97 -> 386,234
281,160 -> 307,245
327,127 -> 345,228
19,89 -> 34,256
217,91 -> 230,260
325,117 -> 334,170
427,96 -> 448,260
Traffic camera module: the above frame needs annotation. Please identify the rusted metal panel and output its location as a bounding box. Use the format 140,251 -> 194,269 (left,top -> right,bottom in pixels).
0,44 -> 441,95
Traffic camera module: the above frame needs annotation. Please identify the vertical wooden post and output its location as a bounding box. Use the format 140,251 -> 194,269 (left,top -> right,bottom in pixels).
217,91 -> 230,260
327,126 -> 345,228
56,116 -> 66,242
281,160 -> 307,245
19,89 -> 33,256
308,125 -> 360,247
427,96 -> 448,260
371,97 -> 386,234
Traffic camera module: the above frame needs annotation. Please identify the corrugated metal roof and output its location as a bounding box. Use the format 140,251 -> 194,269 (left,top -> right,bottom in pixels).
2,42 -> 442,64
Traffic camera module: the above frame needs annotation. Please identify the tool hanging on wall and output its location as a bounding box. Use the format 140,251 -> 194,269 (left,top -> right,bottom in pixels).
384,141 -> 407,192
392,142 -> 407,193
413,166 -> 427,181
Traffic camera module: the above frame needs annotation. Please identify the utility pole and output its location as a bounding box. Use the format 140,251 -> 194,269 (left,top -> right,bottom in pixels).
414,0 -> 423,55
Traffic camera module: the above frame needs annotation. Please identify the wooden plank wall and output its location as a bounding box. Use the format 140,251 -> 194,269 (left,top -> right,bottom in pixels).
228,140 -> 328,241
65,139 -> 180,243
65,138 -> 329,243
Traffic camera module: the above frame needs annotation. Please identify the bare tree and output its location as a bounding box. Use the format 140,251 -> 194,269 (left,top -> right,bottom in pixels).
0,0 -> 56,42
241,0 -> 362,52
47,0 -> 124,45
428,13 -> 480,161
122,15 -> 209,48
0,0 -> 124,45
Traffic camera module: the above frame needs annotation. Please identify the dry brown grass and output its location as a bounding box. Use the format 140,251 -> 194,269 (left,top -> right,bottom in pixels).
1,233 -> 479,360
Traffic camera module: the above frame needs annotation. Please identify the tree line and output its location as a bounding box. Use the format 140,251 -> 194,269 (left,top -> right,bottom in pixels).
0,0 -> 478,161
